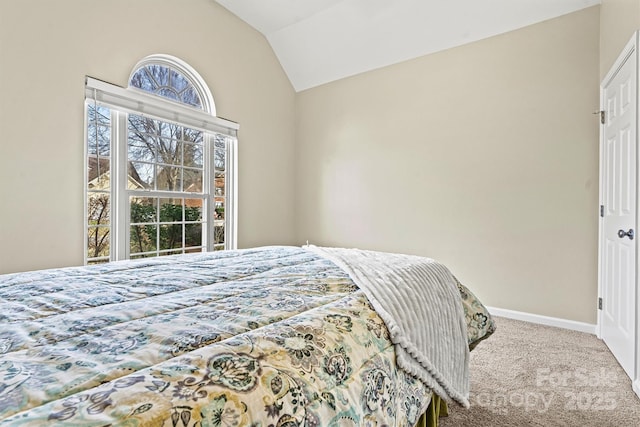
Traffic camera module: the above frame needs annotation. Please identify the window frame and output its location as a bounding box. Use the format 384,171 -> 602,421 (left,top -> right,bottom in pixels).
84,60 -> 238,264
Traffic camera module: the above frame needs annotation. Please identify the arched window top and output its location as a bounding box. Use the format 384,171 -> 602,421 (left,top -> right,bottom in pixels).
128,54 -> 216,115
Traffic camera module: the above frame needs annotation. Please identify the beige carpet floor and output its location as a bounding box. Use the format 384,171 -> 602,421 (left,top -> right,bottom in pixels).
439,316 -> 640,426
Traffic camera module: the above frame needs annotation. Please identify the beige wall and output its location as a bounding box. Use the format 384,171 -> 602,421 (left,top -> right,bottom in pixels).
0,0 -> 297,274
295,7 -> 600,323
600,0 -> 640,78
0,2 -> 605,324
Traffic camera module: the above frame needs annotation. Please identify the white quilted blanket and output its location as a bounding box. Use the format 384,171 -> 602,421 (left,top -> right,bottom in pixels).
306,245 -> 470,407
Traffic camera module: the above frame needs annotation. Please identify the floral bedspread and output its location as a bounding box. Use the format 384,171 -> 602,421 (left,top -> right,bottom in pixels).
0,246 -> 494,426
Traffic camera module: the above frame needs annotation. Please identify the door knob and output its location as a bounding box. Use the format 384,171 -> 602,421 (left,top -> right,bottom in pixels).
618,229 -> 635,240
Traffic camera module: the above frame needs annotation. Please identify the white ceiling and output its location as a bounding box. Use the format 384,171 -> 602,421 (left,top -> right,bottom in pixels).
215,0 -> 600,92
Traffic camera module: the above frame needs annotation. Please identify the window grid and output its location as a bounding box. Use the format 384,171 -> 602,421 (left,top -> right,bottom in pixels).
129,196 -> 206,258
127,117 -> 205,191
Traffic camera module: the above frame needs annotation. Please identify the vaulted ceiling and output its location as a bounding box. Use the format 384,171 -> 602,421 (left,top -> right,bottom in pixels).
215,0 -> 600,92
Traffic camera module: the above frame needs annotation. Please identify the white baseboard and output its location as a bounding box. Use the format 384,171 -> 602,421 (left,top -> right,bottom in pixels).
634,379 -> 640,400
486,306 -> 597,335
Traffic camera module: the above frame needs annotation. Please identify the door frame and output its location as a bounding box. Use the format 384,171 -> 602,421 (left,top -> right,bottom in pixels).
597,30 -> 640,398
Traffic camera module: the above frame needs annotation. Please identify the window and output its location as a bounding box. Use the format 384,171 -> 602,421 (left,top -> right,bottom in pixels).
85,55 -> 238,264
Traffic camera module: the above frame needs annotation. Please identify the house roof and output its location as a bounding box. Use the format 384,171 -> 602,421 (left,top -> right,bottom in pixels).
87,156 -> 110,183
87,156 -> 148,190
215,0 -> 601,91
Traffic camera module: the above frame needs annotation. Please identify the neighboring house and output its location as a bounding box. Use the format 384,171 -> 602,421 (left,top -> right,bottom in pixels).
87,157 -> 149,192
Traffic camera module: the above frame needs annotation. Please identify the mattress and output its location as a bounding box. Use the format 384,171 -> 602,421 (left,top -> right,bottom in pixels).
0,246 -> 494,426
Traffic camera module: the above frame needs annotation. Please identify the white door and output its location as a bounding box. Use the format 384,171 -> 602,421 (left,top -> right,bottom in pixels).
600,36 -> 637,379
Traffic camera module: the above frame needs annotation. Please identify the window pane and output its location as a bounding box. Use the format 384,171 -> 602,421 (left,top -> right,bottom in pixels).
214,172 -> 225,197
158,138 -> 182,165
130,68 -> 157,92
87,125 -> 111,156
130,224 -> 157,253
214,223 -> 225,244
158,88 -> 179,101
156,165 -> 181,191
183,168 -> 203,193
159,198 -> 183,223
170,70 -> 189,93
147,64 -> 169,87
87,159 -> 110,189
131,197 -> 157,223
160,224 -> 183,250
181,86 -> 201,108
94,105 -> 111,126
130,162 -> 155,188
128,115 -> 151,134
183,127 -> 203,144
129,116 -> 164,143
87,226 -> 110,259
185,223 -> 202,247
214,198 -> 225,220
128,128 -> 147,144
159,122 -> 181,139
88,193 -> 110,225
184,200 -> 203,221
128,140 -> 156,163
87,104 -> 111,156
214,144 -> 226,171
184,142 -> 203,168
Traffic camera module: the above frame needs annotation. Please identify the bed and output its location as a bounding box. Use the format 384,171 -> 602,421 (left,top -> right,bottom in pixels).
0,245 -> 495,426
